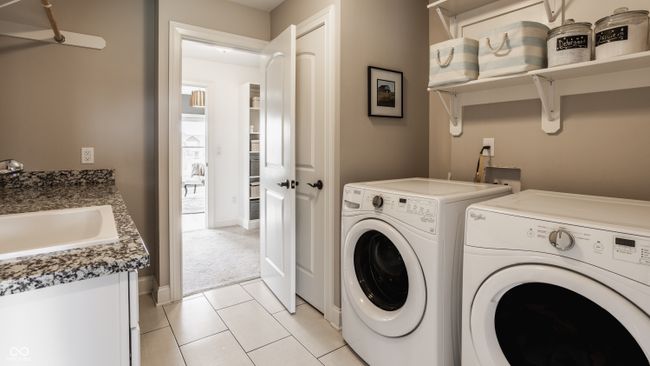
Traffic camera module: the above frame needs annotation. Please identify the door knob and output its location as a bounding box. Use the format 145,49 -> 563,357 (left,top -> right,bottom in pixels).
307,180 -> 324,190
277,179 -> 290,189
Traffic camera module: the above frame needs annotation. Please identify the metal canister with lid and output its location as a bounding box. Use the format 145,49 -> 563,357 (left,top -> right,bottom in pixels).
595,7 -> 649,60
547,19 -> 593,67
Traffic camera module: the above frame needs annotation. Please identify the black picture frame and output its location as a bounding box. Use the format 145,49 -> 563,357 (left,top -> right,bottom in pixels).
367,66 -> 404,118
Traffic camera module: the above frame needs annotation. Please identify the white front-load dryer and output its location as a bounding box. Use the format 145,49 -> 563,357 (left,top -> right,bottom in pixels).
462,190 -> 650,366
341,178 -> 510,366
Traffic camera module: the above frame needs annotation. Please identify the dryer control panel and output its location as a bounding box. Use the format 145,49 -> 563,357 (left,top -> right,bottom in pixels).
466,209 -> 650,286
343,187 -> 438,235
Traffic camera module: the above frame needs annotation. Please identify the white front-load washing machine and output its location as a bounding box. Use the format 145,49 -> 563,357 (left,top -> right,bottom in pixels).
341,178 -> 511,366
463,190 -> 650,365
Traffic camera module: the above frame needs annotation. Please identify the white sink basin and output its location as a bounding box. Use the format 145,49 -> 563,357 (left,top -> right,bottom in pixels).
0,205 -> 119,261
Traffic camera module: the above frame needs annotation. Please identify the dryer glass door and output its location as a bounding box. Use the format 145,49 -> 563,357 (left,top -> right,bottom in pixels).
469,265 -> 650,366
343,219 -> 426,337
354,230 -> 408,311
495,283 -> 647,366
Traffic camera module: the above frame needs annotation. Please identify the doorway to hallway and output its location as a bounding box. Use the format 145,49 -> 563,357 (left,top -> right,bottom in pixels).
167,9 -> 339,324
179,42 -> 263,296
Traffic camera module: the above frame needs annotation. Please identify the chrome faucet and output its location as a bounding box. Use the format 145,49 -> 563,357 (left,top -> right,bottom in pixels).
0,159 -> 24,175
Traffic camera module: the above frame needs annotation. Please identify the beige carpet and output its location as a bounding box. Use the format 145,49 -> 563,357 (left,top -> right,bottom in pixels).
182,226 -> 260,295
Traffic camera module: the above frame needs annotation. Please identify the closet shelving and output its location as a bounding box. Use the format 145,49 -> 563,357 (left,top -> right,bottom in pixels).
427,0 -> 650,136
241,83 -> 260,229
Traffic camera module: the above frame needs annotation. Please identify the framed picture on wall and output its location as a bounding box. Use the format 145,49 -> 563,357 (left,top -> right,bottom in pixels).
368,66 -> 403,118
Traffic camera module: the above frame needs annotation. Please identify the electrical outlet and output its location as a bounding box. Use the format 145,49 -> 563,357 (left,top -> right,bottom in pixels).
482,138 -> 495,157
81,147 -> 95,164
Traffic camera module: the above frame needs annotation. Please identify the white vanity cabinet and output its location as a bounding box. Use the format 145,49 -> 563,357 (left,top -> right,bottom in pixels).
0,271 -> 140,366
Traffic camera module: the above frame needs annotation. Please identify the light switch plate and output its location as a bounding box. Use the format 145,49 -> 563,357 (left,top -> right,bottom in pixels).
81,147 -> 95,164
482,138 -> 495,156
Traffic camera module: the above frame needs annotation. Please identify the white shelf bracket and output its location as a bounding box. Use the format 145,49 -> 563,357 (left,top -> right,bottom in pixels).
543,0 -> 565,23
436,91 -> 463,136
532,75 -> 561,134
435,7 -> 454,39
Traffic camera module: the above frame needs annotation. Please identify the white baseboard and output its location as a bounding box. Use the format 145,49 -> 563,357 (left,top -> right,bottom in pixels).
208,218 -> 240,229
138,275 -> 154,295
153,278 -> 171,306
239,218 -> 260,230
326,305 -> 342,330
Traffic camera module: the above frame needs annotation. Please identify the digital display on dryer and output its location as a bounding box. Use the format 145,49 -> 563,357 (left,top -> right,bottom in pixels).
615,237 -> 636,247
399,198 -> 407,204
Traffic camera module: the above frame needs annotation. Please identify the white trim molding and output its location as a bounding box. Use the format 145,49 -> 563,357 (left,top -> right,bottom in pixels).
153,277 -> 171,306
296,4 -> 341,328
168,21 -> 268,302
165,5 -> 341,328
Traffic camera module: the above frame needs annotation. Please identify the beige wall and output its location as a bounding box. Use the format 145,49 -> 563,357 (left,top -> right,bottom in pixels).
0,0 -> 157,277
445,90 -> 650,200
428,9 -> 452,179
428,4 -> 650,200
340,0 -> 430,186
270,0 -> 337,38
156,0 -> 270,288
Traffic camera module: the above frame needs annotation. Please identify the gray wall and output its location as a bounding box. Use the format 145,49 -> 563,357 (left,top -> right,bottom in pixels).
0,0 -> 431,292
428,10 -> 452,179
273,0 -> 431,190
444,90 -> 650,200
340,0 -> 430,186
270,0 -> 337,38
0,0 -> 157,277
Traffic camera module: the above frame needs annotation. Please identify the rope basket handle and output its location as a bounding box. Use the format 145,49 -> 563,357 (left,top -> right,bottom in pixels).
486,32 -> 509,55
436,48 -> 455,68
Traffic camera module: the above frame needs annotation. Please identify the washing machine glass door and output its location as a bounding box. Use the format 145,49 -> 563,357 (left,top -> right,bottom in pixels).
469,264 -> 650,366
343,219 -> 426,337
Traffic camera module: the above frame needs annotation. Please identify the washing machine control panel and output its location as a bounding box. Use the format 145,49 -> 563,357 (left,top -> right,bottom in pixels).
342,187 -> 438,234
466,210 -> 650,285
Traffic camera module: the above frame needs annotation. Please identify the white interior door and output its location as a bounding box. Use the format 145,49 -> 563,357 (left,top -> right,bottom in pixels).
295,25 -> 326,312
260,25 -> 297,313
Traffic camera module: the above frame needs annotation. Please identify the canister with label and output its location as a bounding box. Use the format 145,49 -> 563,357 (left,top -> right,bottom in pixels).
595,7 -> 649,60
547,20 -> 593,67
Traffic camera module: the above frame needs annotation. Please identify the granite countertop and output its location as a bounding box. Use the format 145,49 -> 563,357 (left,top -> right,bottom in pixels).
0,170 -> 149,296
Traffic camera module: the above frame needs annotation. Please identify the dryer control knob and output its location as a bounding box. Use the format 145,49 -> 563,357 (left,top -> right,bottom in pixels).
549,229 -> 575,251
372,195 -> 384,209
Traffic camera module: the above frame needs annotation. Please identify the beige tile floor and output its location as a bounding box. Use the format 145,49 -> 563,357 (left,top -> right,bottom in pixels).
140,279 -> 367,366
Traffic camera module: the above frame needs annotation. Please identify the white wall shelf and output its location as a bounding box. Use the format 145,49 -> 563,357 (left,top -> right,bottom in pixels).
430,50 -> 650,136
427,0 -> 563,24
427,0 -> 498,15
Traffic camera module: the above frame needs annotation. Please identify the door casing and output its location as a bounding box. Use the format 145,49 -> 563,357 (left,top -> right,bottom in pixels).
164,5 -> 341,327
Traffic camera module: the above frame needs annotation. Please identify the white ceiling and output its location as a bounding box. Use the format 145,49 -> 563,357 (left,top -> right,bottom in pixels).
227,0 -> 286,12
182,40 -> 261,67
